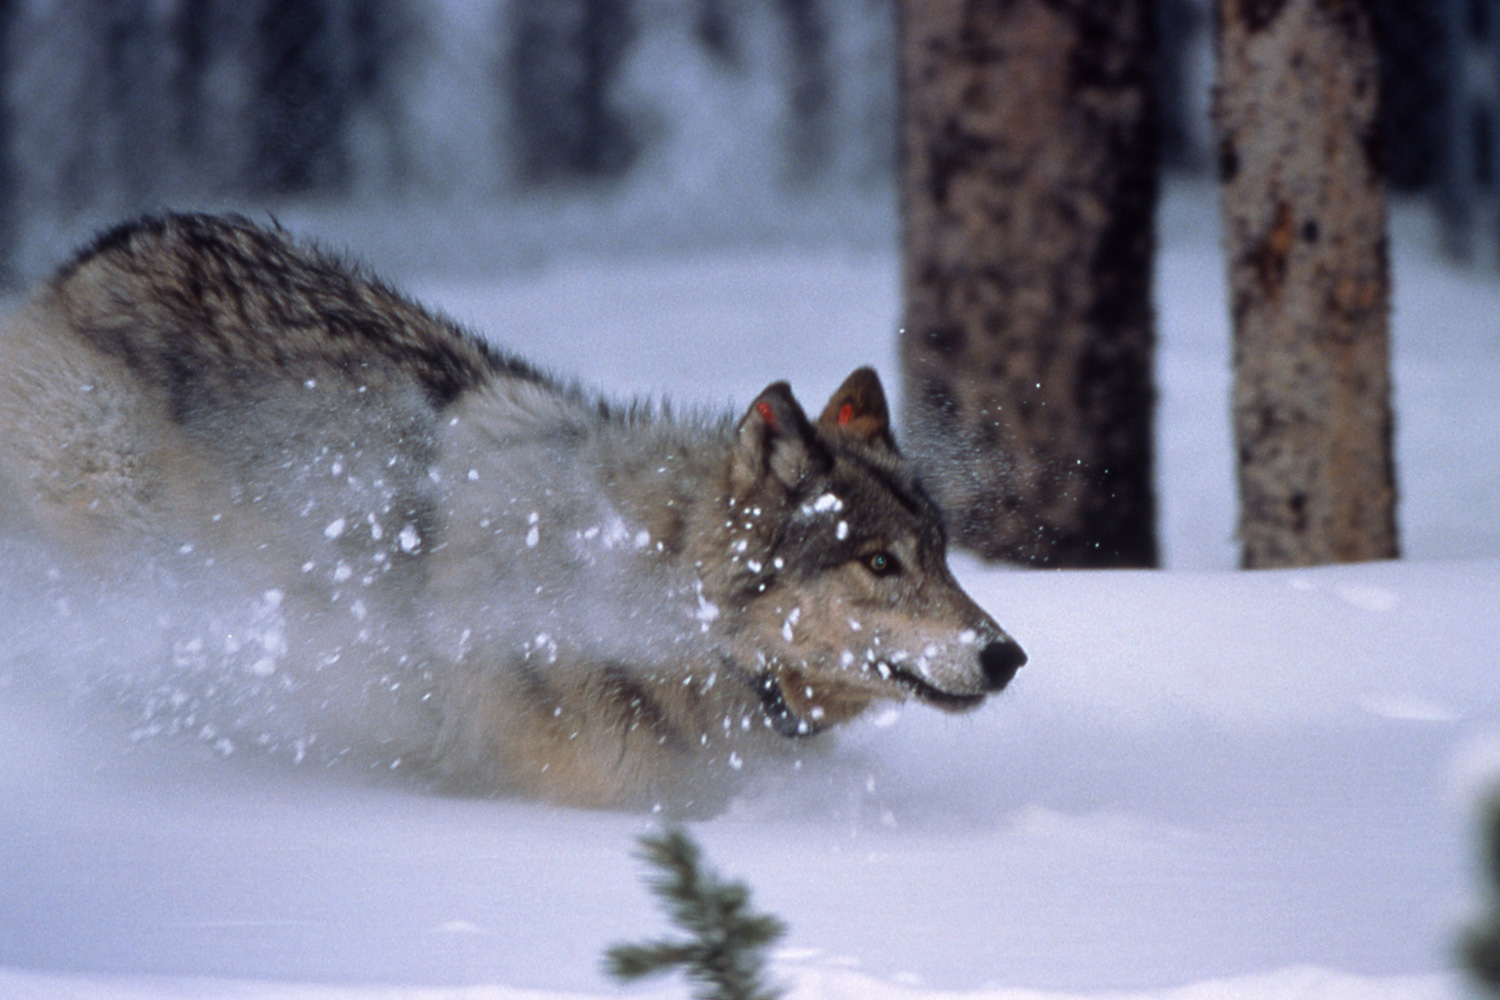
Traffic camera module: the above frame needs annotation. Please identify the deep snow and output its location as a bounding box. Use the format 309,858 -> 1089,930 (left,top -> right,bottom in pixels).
1,184 -> 1498,1000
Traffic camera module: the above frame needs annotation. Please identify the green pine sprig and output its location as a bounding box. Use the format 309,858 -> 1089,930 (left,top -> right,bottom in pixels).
1464,795 -> 1500,991
605,826 -> 786,1000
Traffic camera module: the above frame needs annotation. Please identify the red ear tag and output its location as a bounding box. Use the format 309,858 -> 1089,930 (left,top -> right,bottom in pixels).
756,400 -> 778,430
837,402 -> 854,426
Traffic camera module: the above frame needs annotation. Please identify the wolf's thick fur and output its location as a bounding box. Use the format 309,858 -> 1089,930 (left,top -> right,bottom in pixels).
0,213 -> 1025,811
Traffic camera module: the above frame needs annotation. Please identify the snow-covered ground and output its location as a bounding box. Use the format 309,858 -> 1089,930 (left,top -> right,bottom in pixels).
2,184 -> 1498,1000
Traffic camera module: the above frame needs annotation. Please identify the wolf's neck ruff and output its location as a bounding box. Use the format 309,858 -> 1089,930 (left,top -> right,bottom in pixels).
0,211 -> 1025,812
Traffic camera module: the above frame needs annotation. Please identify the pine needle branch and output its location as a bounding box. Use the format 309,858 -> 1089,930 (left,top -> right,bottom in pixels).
1465,796 -> 1500,993
604,826 -> 786,1000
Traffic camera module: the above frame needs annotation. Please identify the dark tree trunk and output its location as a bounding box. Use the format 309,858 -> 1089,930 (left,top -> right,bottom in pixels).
0,0 -> 13,287
1154,0 -> 1208,170
777,0 -> 832,184
695,0 -> 741,67
170,0 -> 212,160
1372,0 -> 1444,193
103,0 -> 165,208
252,0 -> 350,196
1437,0 -> 1482,258
508,0 -> 636,185
898,0 -> 1159,568
349,0 -> 415,187
1215,0 -> 1398,568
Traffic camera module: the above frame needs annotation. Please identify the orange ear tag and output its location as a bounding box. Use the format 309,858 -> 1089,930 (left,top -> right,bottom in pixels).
837,402 -> 854,426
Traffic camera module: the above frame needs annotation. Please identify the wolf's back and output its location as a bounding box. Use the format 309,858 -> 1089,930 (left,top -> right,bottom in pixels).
49,213 -> 535,411
0,213 -> 552,547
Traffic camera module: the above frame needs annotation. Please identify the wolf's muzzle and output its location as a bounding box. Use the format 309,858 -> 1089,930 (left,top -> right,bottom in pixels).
979,639 -> 1026,692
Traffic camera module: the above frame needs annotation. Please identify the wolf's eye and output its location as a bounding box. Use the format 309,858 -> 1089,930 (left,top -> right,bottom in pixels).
865,551 -> 899,576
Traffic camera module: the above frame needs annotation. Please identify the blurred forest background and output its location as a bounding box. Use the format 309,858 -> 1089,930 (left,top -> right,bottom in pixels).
0,0 -> 1466,284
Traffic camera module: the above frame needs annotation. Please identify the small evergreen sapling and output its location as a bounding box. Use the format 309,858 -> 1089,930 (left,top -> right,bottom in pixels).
604,826 -> 786,1000
1464,795 -> 1500,991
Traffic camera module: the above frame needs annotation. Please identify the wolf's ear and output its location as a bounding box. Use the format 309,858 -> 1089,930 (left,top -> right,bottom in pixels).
733,382 -> 829,493
817,366 -> 895,450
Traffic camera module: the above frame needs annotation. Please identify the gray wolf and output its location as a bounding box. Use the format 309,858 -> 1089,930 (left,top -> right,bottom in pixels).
0,213 -> 1025,811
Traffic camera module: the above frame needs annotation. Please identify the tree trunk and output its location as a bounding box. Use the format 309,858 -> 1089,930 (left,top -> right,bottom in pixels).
1215,0 -> 1398,568
508,0 -> 636,186
103,0 -> 166,209
777,0 -> 832,185
253,0 -> 350,196
0,0 -> 15,287
898,0 -> 1159,568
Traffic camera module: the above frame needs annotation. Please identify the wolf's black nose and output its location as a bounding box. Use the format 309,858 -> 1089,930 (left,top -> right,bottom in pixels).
979,639 -> 1026,691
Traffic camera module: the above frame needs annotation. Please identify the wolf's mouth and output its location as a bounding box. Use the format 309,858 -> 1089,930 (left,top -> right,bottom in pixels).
883,665 -> 988,711
756,663 -> 986,737
756,673 -> 820,738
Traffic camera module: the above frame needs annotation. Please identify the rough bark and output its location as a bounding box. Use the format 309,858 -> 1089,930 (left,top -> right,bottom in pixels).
1215,0 -> 1398,568
898,0 -> 1159,568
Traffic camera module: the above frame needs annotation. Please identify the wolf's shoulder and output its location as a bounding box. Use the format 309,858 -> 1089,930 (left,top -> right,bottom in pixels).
49,211 -> 554,410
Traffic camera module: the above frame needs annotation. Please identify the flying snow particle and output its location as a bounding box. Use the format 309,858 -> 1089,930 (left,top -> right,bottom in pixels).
694,581 -> 720,632
836,520 -> 849,540
532,633 -> 558,663
526,524 -> 540,549
398,524 -> 422,553
782,607 -> 801,642
324,517 -> 347,540
813,493 -> 844,513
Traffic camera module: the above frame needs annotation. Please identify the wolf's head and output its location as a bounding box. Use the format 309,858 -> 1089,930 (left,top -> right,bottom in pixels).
709,367 -> 1025,737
